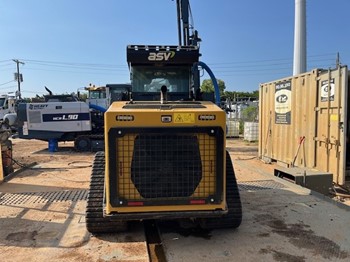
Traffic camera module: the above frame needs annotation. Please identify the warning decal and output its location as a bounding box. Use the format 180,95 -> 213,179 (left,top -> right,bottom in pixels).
174,113 -> 195,124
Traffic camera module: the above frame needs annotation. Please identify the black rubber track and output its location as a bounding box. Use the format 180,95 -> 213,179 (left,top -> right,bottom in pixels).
199,150 -> 242,229
86,151 -> 127,233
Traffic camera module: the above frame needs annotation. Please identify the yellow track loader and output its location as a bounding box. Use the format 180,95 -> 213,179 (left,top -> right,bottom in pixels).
86,0 -> 242,233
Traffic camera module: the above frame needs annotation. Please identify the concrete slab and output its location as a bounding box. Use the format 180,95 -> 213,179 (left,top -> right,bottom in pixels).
160,154 -> 350,262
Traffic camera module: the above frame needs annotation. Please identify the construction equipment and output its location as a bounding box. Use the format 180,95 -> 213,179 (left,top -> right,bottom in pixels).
83,83 -> 131,110
16,93 -> 102,151
86,0 -> 242,233
15,84 -> 131,152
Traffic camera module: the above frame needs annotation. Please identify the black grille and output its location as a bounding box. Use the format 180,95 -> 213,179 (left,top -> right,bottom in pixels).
108,127 -> 224,207
131,134 -> 202,198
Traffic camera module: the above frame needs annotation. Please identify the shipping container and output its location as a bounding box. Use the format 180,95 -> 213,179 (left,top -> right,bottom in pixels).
258,66 -> 349,186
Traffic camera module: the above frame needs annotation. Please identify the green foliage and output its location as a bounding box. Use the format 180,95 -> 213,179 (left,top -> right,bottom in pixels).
239,120 -> 244,135
29,94 -> 45,102
78,92 -> 88,101
201,79 -> 226,95
237,106 -> 258,134
223,90 -> 259,100
241,106 -> 258,122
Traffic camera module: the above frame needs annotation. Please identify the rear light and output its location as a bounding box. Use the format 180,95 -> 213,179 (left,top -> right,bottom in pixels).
127,201 -> 144,206
190,199 -> 206,205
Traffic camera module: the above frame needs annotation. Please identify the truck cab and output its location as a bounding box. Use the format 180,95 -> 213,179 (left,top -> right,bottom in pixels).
0,94 -> 16,121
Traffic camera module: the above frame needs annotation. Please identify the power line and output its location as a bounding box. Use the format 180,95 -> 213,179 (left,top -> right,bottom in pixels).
23,67 -> 127,75
12,53 -> 339,74
0,80 -> 15,86
21,59 -> 126,68
0,63 -> 13,67
0,85 -> 17,90
206,52 -> 336,66
23,63 -> 127,71
208,56 -> 333,70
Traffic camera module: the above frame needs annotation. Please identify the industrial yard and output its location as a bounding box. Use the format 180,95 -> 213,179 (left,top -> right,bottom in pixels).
1,0 -> 350,261
0,138 -> 349,262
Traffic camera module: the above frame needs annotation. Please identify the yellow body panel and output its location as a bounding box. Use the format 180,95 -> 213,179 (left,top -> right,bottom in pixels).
104,101 -> 227,214
105,101 -> 226,128
107,203 -> 225,213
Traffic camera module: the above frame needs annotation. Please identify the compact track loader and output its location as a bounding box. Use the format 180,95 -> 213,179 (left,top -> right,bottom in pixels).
86,45 -> 242,233
86,0 -> 242,233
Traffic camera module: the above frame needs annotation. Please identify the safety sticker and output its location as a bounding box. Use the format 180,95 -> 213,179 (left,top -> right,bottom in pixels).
174,113 -> 195,124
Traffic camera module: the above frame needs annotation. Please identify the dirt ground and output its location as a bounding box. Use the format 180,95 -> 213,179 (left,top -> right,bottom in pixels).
8,137 -> 350,213
1,138 -> 149,262
0,137 -> 349,262
5,137 -> 350,211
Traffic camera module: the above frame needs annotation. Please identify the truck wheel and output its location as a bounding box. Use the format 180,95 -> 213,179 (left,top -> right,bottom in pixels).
75,136 -> 91,152
199,150 -> 242,229
86,151 -> 127,234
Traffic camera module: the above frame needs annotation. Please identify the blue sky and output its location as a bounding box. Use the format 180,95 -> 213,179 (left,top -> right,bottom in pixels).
1,0 -> 350,97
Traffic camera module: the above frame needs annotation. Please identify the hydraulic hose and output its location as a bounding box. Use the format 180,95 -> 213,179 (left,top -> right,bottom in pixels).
194,61 -> 221,106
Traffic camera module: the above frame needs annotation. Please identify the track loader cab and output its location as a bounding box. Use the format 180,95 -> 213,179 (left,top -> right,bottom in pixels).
127,45 -> 200,102
86,45 -> 242,233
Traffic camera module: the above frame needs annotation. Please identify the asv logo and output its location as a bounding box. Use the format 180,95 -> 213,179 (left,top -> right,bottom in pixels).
148,51 -> 175,61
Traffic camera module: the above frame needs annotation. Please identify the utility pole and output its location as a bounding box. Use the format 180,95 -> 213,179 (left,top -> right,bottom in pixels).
13,59 -> 24,99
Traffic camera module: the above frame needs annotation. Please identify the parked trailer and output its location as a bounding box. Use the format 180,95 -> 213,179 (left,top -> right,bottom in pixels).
258,66 -> 349,187
17,97 -> 93,141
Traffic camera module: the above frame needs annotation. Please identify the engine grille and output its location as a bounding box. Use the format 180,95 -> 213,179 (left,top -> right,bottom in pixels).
108,127 -> 224,206
131,134 -> 202,198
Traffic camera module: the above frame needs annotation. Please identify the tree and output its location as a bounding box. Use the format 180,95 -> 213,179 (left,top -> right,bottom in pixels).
222,90 -> 259,101
241,106 -> 258,121
201,79 -> 226,95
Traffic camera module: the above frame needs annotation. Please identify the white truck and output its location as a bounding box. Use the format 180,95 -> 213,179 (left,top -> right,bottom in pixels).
0,93 -> 17,121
